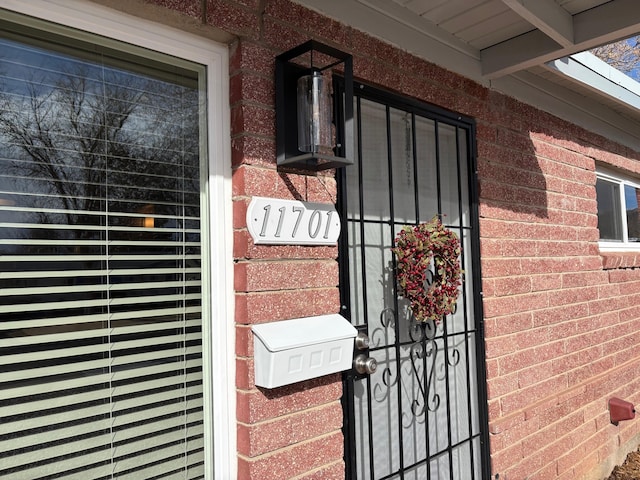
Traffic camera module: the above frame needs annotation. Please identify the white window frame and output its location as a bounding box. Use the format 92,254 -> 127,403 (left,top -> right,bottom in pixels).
0,1 -> 235,478
597,167 -> 640,252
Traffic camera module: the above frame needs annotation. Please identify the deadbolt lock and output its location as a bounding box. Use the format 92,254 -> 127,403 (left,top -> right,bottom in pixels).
354,354 -> 377,375
354,332 -> 370,350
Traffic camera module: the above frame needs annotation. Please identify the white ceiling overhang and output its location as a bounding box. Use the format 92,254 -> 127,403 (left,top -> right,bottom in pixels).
483,0 -> 640,78
295,0 -> 640,149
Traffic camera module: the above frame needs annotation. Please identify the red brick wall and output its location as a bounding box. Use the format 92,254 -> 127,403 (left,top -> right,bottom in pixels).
133,0 -> 640,478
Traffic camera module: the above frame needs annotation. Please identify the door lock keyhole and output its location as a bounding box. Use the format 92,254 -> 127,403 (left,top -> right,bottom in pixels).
354,354 -> 377,375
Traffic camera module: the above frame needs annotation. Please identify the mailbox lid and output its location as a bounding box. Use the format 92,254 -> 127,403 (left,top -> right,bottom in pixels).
252,314 -> 356,352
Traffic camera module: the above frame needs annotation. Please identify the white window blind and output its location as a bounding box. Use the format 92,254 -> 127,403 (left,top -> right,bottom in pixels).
0,19 -> 206,479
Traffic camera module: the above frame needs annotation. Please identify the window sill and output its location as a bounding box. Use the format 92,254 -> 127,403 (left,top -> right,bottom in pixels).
601,252 -> 640,269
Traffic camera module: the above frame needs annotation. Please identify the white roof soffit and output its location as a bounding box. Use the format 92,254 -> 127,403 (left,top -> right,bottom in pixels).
485,0 -> 640,78
294,0 -> 640,149
546,52 -> 640,112
298,0 -> 640,81
298,0 -> 485,81
502,0 -> 574,48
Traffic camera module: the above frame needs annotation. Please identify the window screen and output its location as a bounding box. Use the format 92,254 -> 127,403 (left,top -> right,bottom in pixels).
0,19 -> 206,479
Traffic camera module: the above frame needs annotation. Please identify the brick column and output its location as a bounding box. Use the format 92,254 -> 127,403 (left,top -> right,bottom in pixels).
230,37 -> 346,479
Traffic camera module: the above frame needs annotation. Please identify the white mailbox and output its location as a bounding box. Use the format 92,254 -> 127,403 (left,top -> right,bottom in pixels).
252,314 -> 357,388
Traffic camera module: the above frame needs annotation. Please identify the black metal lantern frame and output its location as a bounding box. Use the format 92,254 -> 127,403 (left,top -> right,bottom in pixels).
275,40 -> 354,171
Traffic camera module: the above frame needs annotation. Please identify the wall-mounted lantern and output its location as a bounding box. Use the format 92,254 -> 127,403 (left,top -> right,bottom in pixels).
275,40 -> 353,171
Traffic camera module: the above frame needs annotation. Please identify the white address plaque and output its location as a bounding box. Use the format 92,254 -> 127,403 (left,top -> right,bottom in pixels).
246,196 -> 341,245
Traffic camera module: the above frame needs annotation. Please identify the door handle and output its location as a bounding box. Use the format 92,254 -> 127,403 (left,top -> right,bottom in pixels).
354,354 -> 377,375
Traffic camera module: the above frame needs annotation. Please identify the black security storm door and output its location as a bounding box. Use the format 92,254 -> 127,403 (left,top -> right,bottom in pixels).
337,82 -> 490,480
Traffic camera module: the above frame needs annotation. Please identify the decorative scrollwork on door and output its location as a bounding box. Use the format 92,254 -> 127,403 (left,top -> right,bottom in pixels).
372,305 -> 465,425
409,321 -> 440,416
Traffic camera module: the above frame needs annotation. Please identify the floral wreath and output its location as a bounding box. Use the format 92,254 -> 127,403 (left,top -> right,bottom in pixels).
392,216 -> 462,323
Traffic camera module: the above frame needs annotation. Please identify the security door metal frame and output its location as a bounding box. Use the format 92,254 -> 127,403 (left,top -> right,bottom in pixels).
336,79 -> 490,480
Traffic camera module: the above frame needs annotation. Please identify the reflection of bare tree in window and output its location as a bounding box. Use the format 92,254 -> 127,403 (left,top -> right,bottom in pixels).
0,63 -> 199,250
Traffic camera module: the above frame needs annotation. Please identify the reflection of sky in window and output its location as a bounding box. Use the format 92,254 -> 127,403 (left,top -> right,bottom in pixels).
0,35 -> 197,97
1,37 -> 106,97
625,185 -> 638,210
1,34 -> 200,157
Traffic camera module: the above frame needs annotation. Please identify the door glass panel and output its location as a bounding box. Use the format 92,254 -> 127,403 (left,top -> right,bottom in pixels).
347,99 -> 362,219
360,99 -> 390,221
368,347 -> 400,478
348,220 -> 365,328
447,331 -> 471,445
404,463 -> 428,480
438,123 -> 460,224
399,342 -> 428,469
449,229 -> 472,335
390,108 -> 416,224
353,375 -> 372,476
458,128 -> 471,227
415,117 -> 438,219
451,443 -> 473,480
468,334 -> 481,435
363,221 -> 395,346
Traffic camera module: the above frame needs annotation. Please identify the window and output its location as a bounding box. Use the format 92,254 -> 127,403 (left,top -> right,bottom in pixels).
596,169 -> 640,249
0,3 -> 233,478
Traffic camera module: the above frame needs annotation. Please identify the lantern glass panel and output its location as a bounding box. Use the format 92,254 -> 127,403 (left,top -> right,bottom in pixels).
297,70 -> 332,154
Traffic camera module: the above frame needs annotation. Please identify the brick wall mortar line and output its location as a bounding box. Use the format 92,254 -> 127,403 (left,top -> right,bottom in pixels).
490,353 -> 640,429
237,430 -> 341,462
236,400 -> 342,428
289,460 -> 344,479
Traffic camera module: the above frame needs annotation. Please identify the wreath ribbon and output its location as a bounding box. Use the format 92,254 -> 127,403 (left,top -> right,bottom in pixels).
392,216 -> 462,323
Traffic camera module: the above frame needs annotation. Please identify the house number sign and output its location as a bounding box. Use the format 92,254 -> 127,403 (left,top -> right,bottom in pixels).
247,196 -> 341,245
